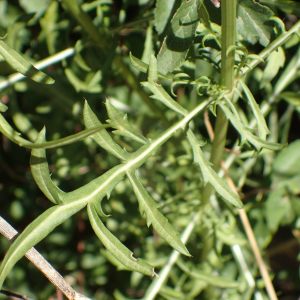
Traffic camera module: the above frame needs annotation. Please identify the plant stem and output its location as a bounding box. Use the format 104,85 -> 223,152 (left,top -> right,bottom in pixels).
200,0 -> 236,262
61,0 -> 106,49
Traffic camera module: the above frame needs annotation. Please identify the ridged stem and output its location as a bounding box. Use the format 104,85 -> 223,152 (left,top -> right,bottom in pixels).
200,0 -> 236,263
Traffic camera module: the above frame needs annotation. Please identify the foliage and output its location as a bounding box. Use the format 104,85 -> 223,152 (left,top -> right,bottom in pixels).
0,0 -> 300,299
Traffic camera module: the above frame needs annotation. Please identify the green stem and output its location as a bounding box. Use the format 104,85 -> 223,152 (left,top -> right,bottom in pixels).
200,0 -> 236,261
61,0 -> 106,48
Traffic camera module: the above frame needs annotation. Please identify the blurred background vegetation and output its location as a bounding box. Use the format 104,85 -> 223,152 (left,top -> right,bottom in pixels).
0,0 -> 300,299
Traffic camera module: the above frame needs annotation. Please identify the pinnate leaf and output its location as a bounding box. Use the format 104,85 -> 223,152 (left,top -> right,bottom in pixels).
141,55 -> 187,115
0,202 -> 86,289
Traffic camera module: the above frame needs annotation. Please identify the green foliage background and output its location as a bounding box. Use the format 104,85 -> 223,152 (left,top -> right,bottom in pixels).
0,0 -> 300,299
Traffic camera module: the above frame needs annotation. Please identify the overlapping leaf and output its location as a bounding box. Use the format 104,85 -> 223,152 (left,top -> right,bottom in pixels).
83,101 -> 129,160
219,102 -> 285,151
0,40 -> 55,84
259,46 -> 285,89
141,55 -> 188,115
88,203 -> 158,277
238,81 -> 270,139
105,99 -> 149,144
186,130 -> 243,208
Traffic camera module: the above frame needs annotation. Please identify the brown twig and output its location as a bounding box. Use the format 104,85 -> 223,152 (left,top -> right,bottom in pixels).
221,162 -> 278,300
0,216 -> 92,300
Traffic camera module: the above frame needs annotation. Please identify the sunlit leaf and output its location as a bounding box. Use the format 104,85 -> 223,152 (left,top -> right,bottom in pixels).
83,101 -> 129,160
30,128 -> 66,204
141,55 -> 187,115
0,41 -> 55,84
238,80 -> 270,139
0,202 -> 86,289
127,170 -> 191,256
155,0 -> 177,35
105,99 -> 149,144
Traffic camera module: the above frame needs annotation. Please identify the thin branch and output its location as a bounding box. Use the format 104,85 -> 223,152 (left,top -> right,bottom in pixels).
0,48 -> 75,91
0,289 -> 34,300
221,161 -> 278,300
0,216 -> 91,300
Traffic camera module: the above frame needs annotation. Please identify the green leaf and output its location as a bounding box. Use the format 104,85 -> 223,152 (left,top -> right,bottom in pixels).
260,47 -> 285,89
157,0 -> 201,75
129,52 -> 172,80
280,91 -> 300,113
83,101 -> 129,160
272,140 -> 300,179
238,80 -> 270,139
105,99 -> 149,145
189,269 -> 239,288
265,186 -> 292,233
141,25 -> 154,64
155,0 -> 177,35
177,259 -> 239,288
126,170 -> 191,257
236,0 -> 274,47
39,0 -> 59,55
0,102 -> 8,112
0,202 -> 86,289
0,40 -> 55,84
219,102 -> 285,152
64,68 -> 102,93
141,55 -> 187,115
87,203 -> 157,277
30,128 -> 66,204
186,130 -> 244,209
65,164 -> 125,205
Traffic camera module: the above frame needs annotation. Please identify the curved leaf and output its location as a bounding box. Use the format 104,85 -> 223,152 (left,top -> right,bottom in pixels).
141,55 -> 187,116
30,128 -> 66,204
87,203 -> 158,277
